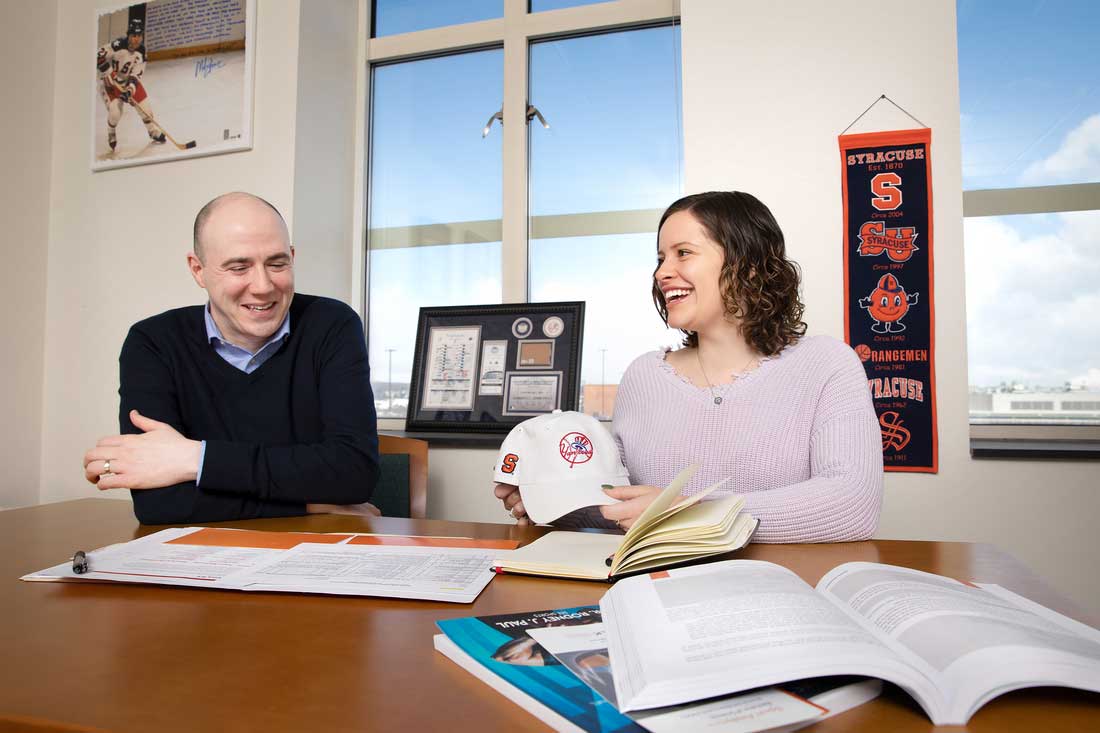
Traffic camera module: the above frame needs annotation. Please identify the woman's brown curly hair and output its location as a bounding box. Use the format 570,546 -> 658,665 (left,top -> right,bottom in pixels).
652,191 -> 807,356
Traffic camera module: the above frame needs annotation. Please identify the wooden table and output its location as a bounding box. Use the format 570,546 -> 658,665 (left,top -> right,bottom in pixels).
3,499 -> 1098,732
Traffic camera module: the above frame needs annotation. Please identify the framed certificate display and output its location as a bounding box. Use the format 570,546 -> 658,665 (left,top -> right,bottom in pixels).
406,302 -> 584,433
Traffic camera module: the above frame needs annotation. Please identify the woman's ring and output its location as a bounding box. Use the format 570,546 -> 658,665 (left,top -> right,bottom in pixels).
103,460 -> 112,475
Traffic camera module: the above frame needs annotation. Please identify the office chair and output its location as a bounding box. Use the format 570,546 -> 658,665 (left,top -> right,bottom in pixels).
373,434 -> 428,519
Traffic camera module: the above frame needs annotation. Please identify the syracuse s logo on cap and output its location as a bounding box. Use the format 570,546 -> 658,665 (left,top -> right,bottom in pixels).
559,432 -> 593,468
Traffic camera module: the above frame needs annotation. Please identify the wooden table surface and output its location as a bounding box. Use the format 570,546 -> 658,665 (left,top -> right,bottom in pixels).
3,499 -> 1098,732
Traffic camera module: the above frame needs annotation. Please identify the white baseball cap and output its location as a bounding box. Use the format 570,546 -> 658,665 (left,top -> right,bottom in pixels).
494,410 -> 629,523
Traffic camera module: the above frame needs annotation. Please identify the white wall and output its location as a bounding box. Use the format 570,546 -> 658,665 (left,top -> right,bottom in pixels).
0,0 -> 57,510
292,0 -> 362,306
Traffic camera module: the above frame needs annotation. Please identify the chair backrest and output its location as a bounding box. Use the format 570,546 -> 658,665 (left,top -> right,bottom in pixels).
374,434 -> 428,519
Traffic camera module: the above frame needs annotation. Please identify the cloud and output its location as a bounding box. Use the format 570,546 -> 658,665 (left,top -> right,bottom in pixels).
1020,113 -> 1100,185
964,212 -> 1100,387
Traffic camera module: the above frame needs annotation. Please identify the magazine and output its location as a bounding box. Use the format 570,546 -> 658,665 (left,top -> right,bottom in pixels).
435,606 -> 880,732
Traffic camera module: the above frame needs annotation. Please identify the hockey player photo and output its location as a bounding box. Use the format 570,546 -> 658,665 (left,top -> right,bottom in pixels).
92,0 -> 256,171
97,18 -> 167,151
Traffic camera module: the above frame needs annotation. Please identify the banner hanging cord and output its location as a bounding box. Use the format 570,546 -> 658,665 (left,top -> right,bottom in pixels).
840,94 -> 928,136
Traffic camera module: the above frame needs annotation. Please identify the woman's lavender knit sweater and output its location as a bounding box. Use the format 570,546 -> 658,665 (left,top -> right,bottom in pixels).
558,336 -> 883,542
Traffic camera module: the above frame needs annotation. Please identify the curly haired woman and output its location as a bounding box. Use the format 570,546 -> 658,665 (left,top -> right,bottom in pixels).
497,191 -> 883,542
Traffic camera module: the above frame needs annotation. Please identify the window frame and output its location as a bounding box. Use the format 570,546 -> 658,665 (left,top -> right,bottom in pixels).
362,0 -> 681,433
962,182 -> 1100,452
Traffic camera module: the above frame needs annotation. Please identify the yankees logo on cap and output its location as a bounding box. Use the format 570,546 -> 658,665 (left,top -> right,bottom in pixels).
494,411 -> 629,523
559,432 -> 593,467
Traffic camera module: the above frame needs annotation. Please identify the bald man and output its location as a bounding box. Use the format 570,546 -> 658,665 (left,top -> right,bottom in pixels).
83,192 -> 380,524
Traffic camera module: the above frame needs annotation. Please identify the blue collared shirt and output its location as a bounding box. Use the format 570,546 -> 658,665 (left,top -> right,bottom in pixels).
196,305 -> 291,485
204,305 -> 291,374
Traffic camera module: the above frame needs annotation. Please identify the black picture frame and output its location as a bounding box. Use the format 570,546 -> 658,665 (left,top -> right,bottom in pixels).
405,302 -> 585,433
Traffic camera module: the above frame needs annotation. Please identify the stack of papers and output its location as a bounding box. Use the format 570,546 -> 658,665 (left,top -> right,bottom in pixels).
22,527 -> 517,603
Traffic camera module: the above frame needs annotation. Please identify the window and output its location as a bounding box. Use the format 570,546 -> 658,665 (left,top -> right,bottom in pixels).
957,0 -> 1100,443
528,26 -> 683,418
367,50 -> 504,419
372,0 -> 503,37
366,1 -> 683,422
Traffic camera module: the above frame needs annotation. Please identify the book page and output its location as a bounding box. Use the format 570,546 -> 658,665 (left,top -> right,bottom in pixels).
528,623 -> 827,733
496,531 -> 623,579
621,464 -> 727,547
601,560 -> 920,713
614,514 -> 758,576
627,495 -> 743,545
818,562 -> 1100,722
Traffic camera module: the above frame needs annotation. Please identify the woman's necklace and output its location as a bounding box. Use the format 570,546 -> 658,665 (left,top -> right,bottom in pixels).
696,349 -> 757,405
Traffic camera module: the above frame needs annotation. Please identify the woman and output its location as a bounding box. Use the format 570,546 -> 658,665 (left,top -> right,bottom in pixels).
496,191 -> 882,542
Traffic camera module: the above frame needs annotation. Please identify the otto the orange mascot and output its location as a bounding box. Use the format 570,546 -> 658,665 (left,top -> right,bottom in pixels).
859,273 -> 919,333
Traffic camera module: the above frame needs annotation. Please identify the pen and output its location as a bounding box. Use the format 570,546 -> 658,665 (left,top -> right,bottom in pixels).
72,550 -> 89,574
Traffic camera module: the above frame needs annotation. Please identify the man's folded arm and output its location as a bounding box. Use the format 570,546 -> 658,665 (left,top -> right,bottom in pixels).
119,330 -> 305,523
130,482 -> 307,525
183,311 -> 381,506
119,314 -> 379,523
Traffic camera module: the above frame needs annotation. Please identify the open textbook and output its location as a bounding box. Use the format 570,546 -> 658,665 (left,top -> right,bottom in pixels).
435,605 -> 880,733
600,559 -> 1100,725
22,526 -> 516,603
493,465 -> 757,581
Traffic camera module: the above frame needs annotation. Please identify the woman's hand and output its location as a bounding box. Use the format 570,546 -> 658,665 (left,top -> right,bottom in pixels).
599,485 -> 663,531
494,482 -> 531,526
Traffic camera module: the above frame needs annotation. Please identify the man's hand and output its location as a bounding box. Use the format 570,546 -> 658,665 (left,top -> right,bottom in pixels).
83,410 -> 201,490
598,485 -> 663,531
306,502 -> 382,517
494,482 -> 531,526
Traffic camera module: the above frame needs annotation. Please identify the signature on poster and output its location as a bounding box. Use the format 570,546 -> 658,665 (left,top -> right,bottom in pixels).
194,56 -> 225,78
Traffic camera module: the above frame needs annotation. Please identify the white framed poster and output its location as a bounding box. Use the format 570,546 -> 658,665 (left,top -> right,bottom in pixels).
92,0 -> 256,171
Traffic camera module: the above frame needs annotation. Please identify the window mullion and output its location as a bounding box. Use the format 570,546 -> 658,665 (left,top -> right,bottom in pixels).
500,0 -> 529,303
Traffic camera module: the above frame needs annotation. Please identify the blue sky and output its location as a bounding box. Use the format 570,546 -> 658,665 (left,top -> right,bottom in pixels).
957,0 -> 1099,190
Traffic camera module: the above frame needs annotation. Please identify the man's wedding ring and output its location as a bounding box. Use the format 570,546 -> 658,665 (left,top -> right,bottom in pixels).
103,460 -> 112,475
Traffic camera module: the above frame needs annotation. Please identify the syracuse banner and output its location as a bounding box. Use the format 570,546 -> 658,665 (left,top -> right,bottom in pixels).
840,128 -> 938,472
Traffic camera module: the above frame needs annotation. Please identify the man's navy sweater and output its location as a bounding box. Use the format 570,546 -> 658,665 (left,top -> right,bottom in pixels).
119,294 -> 379,524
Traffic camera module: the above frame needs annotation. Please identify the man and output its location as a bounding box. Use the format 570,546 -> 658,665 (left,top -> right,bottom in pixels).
96,17 -> 166,151
83,192 -> 380,524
